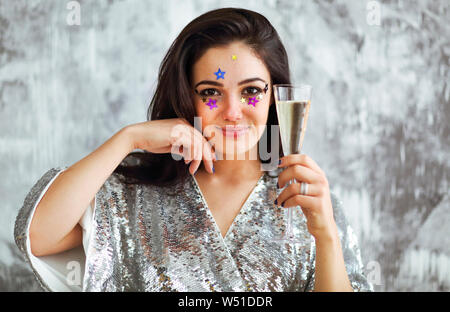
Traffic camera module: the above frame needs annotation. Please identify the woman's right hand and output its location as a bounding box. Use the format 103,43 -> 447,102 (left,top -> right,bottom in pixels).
125,119 -> 216,175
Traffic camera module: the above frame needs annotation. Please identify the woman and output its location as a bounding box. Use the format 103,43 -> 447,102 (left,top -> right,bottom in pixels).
15,8 -> 373,292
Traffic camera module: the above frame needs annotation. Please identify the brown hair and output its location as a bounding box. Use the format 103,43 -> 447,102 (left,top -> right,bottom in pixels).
114,7 -> 291,186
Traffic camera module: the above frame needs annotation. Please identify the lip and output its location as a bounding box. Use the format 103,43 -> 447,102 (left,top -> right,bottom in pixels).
216,126 -> 250,138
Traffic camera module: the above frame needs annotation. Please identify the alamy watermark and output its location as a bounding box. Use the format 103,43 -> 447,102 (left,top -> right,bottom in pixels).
169,117 -> 282,172
365,260 -> 383,286
366,1 -> 381,26
66,1 -> 81,26
66,260 -> 81,286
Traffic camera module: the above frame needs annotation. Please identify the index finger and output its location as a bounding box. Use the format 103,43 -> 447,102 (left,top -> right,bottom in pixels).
278,154 -> 324,175
192,127 -> 216,174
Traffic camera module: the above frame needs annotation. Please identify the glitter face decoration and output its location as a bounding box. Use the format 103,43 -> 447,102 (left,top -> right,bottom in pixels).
214,68 -> 226,80
195,60 -> 268,110
247,96 -> 259,107
195,83 -> 268,110
206,98 -> 218,110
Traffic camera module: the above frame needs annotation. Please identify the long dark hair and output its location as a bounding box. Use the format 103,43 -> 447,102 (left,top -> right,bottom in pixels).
114,8 -> 291,186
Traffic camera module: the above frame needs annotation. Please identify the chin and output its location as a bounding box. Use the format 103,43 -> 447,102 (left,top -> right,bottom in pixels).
212,133 -> 260,160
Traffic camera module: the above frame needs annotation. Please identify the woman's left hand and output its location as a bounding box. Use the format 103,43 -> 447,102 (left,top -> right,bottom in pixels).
276,154 -> 338,242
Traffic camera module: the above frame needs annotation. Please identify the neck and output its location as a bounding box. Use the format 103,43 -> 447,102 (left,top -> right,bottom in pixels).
197,147 -> 263,183
213,159 -> 262,182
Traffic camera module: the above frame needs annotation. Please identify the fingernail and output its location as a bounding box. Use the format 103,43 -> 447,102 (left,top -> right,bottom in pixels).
276,182 -> 279,189
212,166 -> 215,173
278,159 -> 281,165
281,202 -> 285,207
274,199 -> 278,205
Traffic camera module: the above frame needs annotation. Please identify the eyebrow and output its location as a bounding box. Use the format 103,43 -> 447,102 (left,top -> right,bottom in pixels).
194,77 -> 267,89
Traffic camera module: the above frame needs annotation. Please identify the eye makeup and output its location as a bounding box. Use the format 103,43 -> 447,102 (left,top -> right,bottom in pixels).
194,83 -> 269,107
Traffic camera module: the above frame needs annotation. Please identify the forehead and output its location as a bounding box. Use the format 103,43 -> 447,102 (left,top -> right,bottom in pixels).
191,42 -> 270,85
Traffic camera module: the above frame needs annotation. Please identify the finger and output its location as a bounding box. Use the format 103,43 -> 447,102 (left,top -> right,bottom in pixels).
202,140 -> 214,174
278,154 -> 324,175
192,128 -> 215,174
170,143 -> 183,158
170,136 -> 189,160
175,132 -> 194,161
278,194 -> 318,209
189,158 -> 201,175
190,136 -> 202,175
182,146 -> 192,164
173,132 -> 197,173
195,132 -> 207,173
277,164 -> 322,189
275,182 -> 322,206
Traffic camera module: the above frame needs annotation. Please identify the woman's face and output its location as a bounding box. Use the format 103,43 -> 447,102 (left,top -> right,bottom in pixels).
191,41 -> 272,159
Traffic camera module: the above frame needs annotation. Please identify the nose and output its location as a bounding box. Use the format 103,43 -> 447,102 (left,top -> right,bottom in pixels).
221,94 -> 243,121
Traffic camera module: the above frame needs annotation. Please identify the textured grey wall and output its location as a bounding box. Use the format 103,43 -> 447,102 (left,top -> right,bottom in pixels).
0,0 -> 448,291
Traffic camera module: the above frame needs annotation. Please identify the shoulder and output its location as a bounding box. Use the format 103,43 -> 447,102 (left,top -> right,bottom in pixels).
99,170 -> 182,202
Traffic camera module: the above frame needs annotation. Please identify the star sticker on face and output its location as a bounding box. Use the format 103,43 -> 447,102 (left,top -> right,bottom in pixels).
240,97 -> 246,104
232,55 -> 237,61
206,98 -> 218,110
214,68 -> 226,80
248,96 -> 259,107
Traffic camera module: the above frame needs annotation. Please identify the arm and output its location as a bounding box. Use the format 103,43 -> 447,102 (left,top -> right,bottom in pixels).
313,229 -> 353,292
276,155 -> 372,292
304,192 -> 373,292
29,126 -> 135,257
29,118 -> 217,257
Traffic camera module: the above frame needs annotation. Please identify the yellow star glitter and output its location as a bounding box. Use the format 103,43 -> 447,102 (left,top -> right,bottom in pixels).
232,55 -> 237,61
240,97 -> 246,104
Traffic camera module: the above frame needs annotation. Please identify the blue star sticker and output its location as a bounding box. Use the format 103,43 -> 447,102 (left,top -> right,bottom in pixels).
214,68 -> 226,80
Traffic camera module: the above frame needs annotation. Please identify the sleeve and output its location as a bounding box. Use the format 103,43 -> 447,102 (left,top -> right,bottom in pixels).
14,167 -> 95,292
303,192 -> 374,292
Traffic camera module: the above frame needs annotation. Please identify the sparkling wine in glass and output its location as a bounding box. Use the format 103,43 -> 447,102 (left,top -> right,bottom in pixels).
273,84 -> 312,243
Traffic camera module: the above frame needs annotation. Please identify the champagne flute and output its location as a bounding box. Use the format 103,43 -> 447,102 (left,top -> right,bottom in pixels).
273,84 -> 312,243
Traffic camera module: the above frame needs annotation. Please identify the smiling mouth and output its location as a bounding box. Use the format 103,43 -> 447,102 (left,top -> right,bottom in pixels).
216,126 -> 251,138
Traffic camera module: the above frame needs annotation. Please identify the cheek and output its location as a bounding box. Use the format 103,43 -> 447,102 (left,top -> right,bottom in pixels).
252,99 -> 270,122
249,109 -> 265,124
195,102 -> 216,128
195,101 -> 209,117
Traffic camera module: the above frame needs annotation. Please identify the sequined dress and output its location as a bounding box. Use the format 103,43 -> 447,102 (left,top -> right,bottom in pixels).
14,166 -> 373,292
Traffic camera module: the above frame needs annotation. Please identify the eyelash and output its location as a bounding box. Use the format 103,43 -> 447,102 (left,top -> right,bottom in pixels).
197,86 -> 263,97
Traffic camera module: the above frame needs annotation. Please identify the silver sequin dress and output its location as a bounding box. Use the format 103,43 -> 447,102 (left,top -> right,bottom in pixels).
14,166 -> 373,292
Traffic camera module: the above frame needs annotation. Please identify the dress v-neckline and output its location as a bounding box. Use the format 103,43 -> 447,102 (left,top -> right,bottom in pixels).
190,172 -> 266,243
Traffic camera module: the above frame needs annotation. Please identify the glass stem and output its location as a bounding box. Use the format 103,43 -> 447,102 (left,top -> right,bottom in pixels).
285,178 -> 296,238
286,204 -> 294,237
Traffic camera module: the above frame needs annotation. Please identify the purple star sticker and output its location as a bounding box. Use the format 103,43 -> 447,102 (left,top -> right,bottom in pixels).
206,98 -> 218,110
248,96 -> 259,107
214,68 -> 226,80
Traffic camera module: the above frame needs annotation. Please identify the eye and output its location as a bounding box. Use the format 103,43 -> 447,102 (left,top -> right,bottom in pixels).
198,88 -> 221,97
242,86 -> 262,95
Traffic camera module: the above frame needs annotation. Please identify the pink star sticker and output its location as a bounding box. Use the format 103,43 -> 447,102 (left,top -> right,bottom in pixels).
206,98 -> 218,110
248,96 -> 259,107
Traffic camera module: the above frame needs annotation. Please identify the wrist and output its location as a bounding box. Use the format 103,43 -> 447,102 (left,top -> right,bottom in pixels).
313,225 -> 340,247
118,125 -> 138,153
